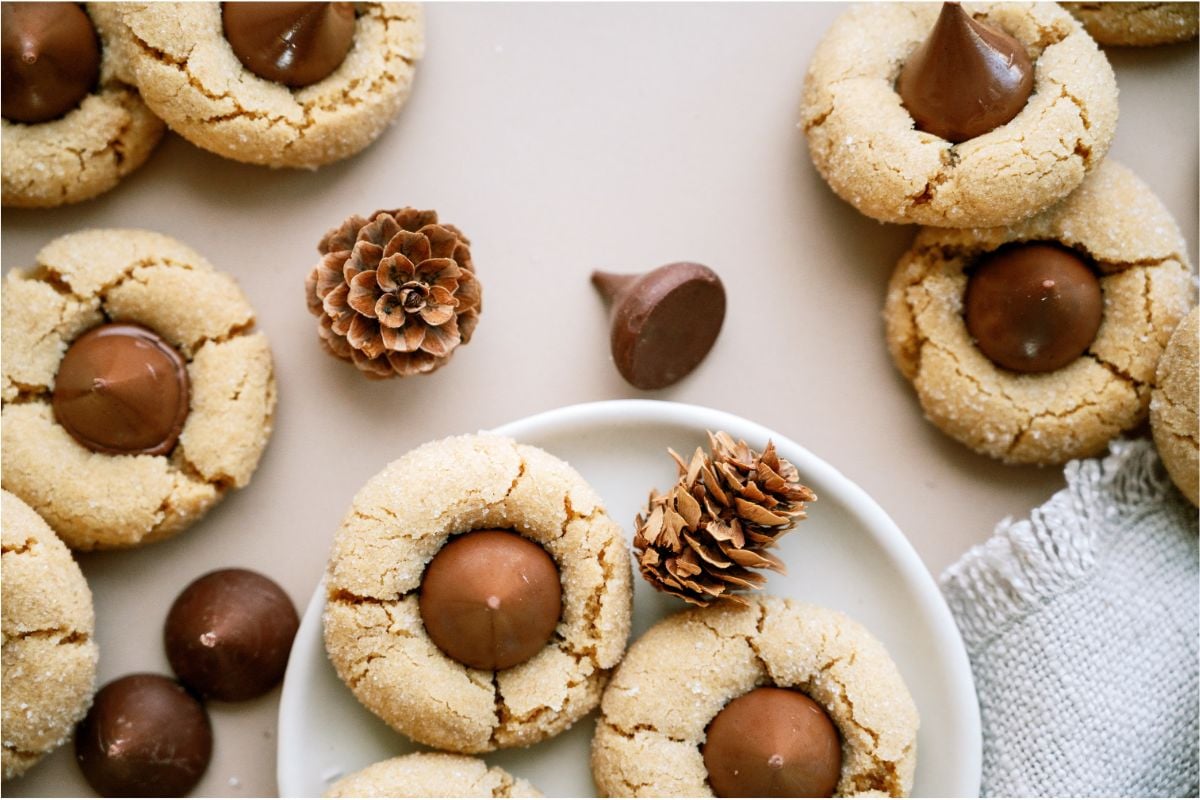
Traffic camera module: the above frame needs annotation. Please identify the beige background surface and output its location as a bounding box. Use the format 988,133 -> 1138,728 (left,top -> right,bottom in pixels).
3,3 -> 1196,797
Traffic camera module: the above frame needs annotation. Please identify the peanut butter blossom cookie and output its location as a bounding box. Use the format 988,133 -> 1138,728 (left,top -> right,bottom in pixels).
305,207 -> 482,378
884,160 -> 1193,465
1151,307 -> 1199,507
1,2 -> 165,208
590,597 -> 919,797
1,229 -> 276,549
1062,2 -> 1198,46
115,2 -> 424,168
323,433 -> 632,753
1,491 -> 98,780
325,753 -> 541,798
802,2 -> 1118,228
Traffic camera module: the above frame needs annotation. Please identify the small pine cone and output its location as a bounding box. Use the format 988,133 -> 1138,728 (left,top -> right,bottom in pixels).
304,208 -> 482,378
633,431 -> 817,607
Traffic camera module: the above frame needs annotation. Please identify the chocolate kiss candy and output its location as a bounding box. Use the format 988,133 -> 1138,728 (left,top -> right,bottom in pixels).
702,687 -> 842,798
897,1 -> 1034,143
1,2 -> 101,124
419,529 -> 562,671
165,569 -> 300,701
592,262 -> 726,391
52,323 -> 190,456
964,242 -> 1103,374
222,2 -> 356,88
75,674 -> 213,798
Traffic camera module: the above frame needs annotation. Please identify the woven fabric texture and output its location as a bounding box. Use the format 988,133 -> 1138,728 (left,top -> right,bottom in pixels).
942,439 -> 1199,798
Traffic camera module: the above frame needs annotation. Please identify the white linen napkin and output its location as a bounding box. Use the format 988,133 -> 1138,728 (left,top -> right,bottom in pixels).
941,439 -> 1199,798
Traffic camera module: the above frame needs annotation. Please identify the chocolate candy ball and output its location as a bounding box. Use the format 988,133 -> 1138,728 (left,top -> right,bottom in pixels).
165,568 -> 300,701
52,323 -> 190,456
592,262 -> 726,391
964,242 -> 1103,373
419,529 -> 562,671
75,674 -> 212,797
897,2 -> 1034,143
222,2 -> 356,88
1,2 -> 100,124
703,687 -> 842,798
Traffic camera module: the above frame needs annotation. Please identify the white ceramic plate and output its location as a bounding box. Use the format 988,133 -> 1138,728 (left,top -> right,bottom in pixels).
278,400 -> 981,797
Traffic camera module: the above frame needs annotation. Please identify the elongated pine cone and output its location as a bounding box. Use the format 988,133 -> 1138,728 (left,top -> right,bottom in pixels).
305,208 -> 482,378
633,431 -> 816,607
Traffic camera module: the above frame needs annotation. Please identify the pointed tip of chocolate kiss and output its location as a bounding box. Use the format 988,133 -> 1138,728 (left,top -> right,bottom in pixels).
896,0 -> 1034,143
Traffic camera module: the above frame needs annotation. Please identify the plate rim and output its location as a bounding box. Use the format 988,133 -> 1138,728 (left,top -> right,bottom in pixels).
277,398 -> 982,797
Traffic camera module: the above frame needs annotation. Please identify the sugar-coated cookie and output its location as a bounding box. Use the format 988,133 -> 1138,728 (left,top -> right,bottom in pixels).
1151,307 -> 1198,506
325,753 -> 541,798
1062,2 -> 1199,46
884,160 -> 1193,465
802,3 -> 1117,228
590,597 -> 919,797
1,490 -> 98,780
1,4 -> 165,208
115,3 -> 424,169
323,434 -> 632,753
1,229 -> 276,549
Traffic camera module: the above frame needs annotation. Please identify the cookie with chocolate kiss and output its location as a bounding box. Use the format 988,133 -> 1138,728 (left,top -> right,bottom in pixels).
802,2 -> 1118,227
118,3 -> 425,168
324,433 -> 633,753
591,598 -> 919,797
1,4 -> 166,208
884,160 -> 1193,464
1,229 -> 276,549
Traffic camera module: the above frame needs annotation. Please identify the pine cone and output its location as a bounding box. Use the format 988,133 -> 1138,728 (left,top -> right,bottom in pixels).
633,431 -> 816,607
304,208 -> 482,378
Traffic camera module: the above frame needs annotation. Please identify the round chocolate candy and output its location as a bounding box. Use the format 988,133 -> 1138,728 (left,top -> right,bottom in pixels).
52,323 -> 190,457
222,2 -> 356,88
964,242 -> 1103,374
591,262 -> 726,391
419,529 -> 562,671
896,1 -> 1034,143
1,1 -> 101,124
702,687 -> 842,798
75,674 -> 212,797
165,568 -> 300,701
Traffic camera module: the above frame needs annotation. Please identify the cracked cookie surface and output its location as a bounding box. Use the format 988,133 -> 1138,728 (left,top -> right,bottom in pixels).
1,229 -> 277,549
115,2 -> 424,169
884,160 -> 1193,465
1151,307 -> 1198,506
325,752 -> 541,798
1,490 -> 98,780
1,4 -> 165,208
323,433 -> 633,753
1062,2 -> 1199,46
801,3 -> 1117,228
590,597 -> 918,797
